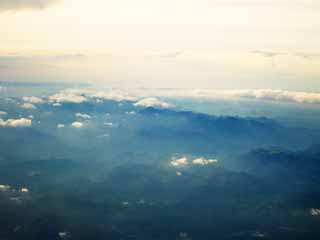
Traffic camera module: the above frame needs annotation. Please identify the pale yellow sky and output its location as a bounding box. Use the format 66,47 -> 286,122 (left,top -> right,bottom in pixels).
1,0 -> 320,51
0,0 -> 319,89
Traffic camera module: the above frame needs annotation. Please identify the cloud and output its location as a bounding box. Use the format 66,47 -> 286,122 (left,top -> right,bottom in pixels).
134,97 -> 171,108
125,111 -> 136,115
48,89 -> 137,104
294,52 -> 320,60
0,111 -> 7,116
170,157 -> 188,167
57,124 -> 65,128
51,53 -> 86,61
0,86 -> 6,92
58,232 -> 70,239
71,121 -> 83,128
0,184 -> 11,191
87,90 -> 138,102
0,0 -> 59,12
252,50 -> 320,61
23,96 -> 44,104
75,113 -> 91,119
0,118 -> 32,127
21,103 -> 37,110
130,88 -> 320,104
227,89 -> 320,104
170,156 -> 218,167
310,208 -> 320,216
251,50 -> 286,58
192,157 -> 218,165
20,187 -> 29,193
103,122 -> 113,126
145,51 -> 183,59
49,90 -> 88,104
48,88 -> 320,107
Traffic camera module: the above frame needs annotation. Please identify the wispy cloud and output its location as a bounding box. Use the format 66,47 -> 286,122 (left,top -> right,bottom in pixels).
23,96 -> 44,104
0,0 -> 60,12
294,52 -> 320,60
145,51 -> 183,59
310,208 -> 320,216
251,50 -> 286,58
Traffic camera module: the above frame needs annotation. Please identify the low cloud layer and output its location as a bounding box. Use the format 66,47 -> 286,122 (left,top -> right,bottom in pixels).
0,118 -> 32,127
29,87 -> 320,107
49,89 -> 137,104
225,89 -> 320,104
131,88 -> 320,104
0,0 -> 59,12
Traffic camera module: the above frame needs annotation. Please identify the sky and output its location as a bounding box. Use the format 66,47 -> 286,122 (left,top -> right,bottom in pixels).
0,0 -> 320,89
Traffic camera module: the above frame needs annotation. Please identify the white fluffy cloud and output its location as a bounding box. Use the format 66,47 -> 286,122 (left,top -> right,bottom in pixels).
134,97 -> 171,108
71,121 -> 84,128
75,113 -> 91,119
0,118 -> 32,127
170,156 -> 218,167
57,124 -> 65,128
49,91 -> 87,104
0,111 -> 7,116
170,157 -> 188,167
21,103 -> 37,110
192,157 -> 218,165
